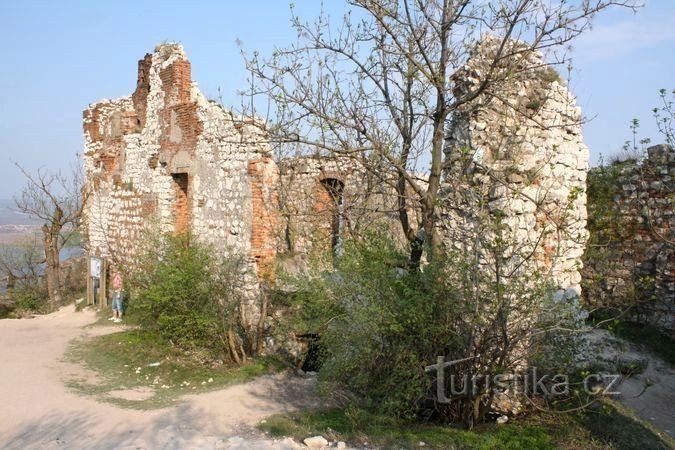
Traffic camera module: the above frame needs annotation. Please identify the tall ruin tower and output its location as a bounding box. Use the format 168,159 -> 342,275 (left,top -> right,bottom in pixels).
441,37 -> 589,304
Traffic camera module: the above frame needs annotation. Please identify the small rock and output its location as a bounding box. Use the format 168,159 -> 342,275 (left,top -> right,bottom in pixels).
303,435 -> 329,448
336,442 -> 346,449
497,415 -> 509,424
419,441 -> 427,446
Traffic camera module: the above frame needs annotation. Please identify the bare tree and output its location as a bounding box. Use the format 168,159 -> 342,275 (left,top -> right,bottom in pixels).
246,0 -> 636,265
13,159 -> 87,306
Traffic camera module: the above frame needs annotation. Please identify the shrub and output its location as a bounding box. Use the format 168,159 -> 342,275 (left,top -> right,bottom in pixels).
283,230 -> 581,427
12,282 -> 49,312
0,240 -> 49,315
127,233 -> 250,363
539,67 -> 561,83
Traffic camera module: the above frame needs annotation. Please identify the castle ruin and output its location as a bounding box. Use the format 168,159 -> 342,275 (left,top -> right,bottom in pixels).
83,42 -> 599,332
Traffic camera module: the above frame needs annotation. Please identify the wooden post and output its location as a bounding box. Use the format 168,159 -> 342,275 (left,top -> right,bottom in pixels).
86,256 -> 93,305
100,259 -> 108,309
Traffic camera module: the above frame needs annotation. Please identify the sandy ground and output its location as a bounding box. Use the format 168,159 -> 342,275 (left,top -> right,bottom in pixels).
0,305 -> 318,450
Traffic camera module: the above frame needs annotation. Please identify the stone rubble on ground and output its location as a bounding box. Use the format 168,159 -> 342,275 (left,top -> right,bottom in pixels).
215,436 -> 304,449
303,435 -> 329,448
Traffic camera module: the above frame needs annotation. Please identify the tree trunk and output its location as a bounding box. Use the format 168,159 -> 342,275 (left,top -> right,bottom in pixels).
255,287 -> 269,356
6,272 -> 16,293
42,224 -> 61,306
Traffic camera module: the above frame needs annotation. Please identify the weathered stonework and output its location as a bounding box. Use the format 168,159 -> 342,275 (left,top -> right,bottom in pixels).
83,44 -> 279,325
582,144 -> 675,333
85,41 -> 596,343
441,38 -> 589,303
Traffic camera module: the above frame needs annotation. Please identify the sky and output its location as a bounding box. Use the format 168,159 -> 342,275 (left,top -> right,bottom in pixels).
0,0 -> 673,199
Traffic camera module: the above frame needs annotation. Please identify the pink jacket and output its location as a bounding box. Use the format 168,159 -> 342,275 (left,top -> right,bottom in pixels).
112,272 -> 123,290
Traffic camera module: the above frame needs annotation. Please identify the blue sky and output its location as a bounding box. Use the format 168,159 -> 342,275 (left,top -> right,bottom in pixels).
0,0 -> 673,199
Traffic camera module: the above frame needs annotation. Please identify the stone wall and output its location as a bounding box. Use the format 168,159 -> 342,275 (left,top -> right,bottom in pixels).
83,44 -> 278,319
582,144 -> 675,333
277,155 -> 410,269
441,37 -> 589,304
83,44 -> 404,298
277,156 -> 355,259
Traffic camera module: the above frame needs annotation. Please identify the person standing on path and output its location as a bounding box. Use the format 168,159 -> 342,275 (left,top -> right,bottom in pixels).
109,271 -> 124,323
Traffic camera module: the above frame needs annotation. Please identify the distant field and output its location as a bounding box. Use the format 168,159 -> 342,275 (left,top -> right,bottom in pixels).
0,198 -> 39,226
0,231 -> 40,244
0,198 -> 41,243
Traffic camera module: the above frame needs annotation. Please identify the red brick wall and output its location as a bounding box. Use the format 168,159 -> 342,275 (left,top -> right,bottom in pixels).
132,54 -> 153,129
248,158 -> 279,280
158,59 -> 202,159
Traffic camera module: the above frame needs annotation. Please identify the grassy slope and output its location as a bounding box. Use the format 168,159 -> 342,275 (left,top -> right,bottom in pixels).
259,402 -> 674,450
67,313 -> 674,447
65,327 -> 286,409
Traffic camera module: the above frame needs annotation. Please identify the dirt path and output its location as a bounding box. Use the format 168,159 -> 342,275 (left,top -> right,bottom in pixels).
588,329 -> 675,440
0,305 -> 315,449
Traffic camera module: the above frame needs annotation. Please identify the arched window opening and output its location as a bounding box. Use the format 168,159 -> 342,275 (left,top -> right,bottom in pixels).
320,178 -> 344,258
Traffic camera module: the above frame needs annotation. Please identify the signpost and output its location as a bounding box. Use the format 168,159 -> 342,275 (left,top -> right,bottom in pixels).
87,256 -> 107,307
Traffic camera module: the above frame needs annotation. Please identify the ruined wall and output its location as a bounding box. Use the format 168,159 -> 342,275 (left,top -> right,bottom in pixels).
277,156 -> 408,268
83,44 -> 405,297
83,44 -> 279,312
278,157 -> 354,259
441,38 -> 589,304
582,144 -> 674,332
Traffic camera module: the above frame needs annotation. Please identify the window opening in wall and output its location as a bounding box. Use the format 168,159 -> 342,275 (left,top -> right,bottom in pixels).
171,173 -> 190,234
320,178 -> 344,258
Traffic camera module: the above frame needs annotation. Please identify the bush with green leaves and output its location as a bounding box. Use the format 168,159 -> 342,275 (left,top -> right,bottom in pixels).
283,230 -> 581,427
127,233 -> 250,363
0,240 -> 49,315
11,282 -> 49,313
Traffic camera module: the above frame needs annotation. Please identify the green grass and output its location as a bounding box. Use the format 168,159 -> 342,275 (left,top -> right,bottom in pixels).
259,401 -> 674,450
65,329 -> 286,409
261,408 -> 554,449
604,320 -> 675,365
